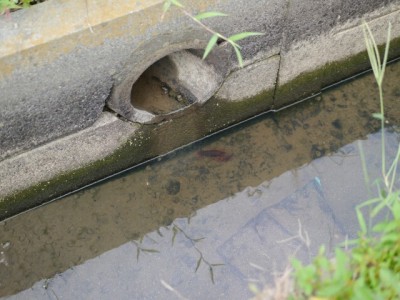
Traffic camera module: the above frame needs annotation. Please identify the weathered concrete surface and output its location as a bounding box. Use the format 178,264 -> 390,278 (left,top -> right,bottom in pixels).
215,55 -> 280,102
0,112 -> 140,218
0,0 -> 284,161
1,0 -> 400,219
275,1 -> 400,105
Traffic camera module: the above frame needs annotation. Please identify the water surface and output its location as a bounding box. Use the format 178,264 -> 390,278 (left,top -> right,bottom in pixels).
1,62 -> 400,299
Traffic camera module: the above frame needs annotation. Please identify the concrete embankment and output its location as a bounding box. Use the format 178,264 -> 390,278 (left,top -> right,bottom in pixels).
1,0 -> 400,219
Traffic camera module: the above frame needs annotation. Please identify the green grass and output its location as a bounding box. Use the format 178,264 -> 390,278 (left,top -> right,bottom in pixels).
0,0 -> 45,15
252,21 -> 400,300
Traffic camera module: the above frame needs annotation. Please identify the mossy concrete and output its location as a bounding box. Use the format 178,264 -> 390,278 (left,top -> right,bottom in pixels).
2,1 -> 400,219
275,36 -> 400,107
0,91 -> 274,220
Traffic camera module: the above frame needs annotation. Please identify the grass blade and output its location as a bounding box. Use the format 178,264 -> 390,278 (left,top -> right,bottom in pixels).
363,22 -> 380,82
372,113 -> 384,120
170,0 -> 184,8
380,22 -> 392,85
233,45 -> 244,67
365,23 -> 382,73
228,31 -> 264,42
203,34 -> 219,59
163,1 -> 172,12
356,208 -> 367,234
195,11 -> 228,21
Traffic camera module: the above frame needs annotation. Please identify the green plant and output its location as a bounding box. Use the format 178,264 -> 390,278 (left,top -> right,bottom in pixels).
162,0 -> 264,67
289,22 -> 400,300
251,21 -> 400,300
0,0 -> 20,15
0,0 -> 43,15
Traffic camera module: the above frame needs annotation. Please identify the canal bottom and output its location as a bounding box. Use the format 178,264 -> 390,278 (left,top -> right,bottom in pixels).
1,62 -> 400,299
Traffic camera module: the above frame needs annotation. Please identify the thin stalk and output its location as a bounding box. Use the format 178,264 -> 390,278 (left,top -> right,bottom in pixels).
179,8 -> 239,48
378,85 -> 386,183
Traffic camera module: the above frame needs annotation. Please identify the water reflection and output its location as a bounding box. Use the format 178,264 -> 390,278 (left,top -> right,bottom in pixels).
1,62 -> 400,298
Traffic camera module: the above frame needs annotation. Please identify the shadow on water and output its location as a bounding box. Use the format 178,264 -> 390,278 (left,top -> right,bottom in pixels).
1,62 -> 400,298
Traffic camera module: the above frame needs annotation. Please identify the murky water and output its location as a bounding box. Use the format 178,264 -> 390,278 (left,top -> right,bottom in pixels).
1,62 -> 400,299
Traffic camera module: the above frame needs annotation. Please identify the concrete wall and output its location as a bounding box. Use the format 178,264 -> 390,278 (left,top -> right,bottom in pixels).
1,0 -> 400,219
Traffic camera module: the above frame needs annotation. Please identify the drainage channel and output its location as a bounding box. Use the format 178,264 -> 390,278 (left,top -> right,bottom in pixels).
1,60 -> 400,299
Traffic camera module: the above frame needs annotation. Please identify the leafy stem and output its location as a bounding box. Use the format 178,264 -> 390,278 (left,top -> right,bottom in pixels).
362,21 -> 392,186
162,0 -> 264,67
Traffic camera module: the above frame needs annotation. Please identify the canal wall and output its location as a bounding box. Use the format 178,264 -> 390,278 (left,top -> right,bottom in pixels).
1,0 -> 400,219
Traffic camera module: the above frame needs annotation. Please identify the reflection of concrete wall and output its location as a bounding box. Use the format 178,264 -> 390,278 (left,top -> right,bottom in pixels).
0,0 -> 400,219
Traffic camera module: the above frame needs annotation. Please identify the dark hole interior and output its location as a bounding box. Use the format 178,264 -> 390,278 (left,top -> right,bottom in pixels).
130,53 -> 192,115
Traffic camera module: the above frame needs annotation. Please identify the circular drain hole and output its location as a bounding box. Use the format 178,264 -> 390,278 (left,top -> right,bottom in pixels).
130,53 -> 193,116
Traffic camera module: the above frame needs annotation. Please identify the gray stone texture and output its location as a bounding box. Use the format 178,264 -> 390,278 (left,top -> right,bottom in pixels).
215,55 -> 280,102
275,0 -> 400,106
0,112 -> 139,202
1,0 -> 400,218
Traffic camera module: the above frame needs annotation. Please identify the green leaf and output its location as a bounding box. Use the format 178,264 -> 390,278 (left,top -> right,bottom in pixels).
248,283 -> 259,294
381,233 -> 399,244
380,22 -> 392,85
372,113 -> 384,120
353,282 -> 375,300
317,282 -> 345,297
228,31 -> 264,42
380,268 -> 400,295
333,249 -> 350,283
170,0 -> 184,8
391,196 -> 400,219
162,1 -> 172,12
291,258 -> 303,271
357,209 -> 367,234
194,11 -> 228,21
373,220 -> 396,233
233,45 -> 244,67
202,34 -> 219,60
0,0 -> 19,10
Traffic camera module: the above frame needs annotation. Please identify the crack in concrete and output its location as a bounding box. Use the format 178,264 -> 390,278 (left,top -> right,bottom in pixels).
271,0 -> 291,108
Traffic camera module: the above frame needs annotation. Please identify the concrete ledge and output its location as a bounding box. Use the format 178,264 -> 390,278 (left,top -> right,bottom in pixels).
1,0 -> 400,219
0,112 -> 140,217
276,1 -> 400,106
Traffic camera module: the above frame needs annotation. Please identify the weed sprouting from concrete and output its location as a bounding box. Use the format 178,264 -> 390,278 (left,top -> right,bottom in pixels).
162,0 -> 264,67
252,21 -> 400,300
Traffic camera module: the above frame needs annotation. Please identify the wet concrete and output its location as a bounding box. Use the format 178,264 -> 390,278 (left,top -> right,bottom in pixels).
1,62 -> 400,299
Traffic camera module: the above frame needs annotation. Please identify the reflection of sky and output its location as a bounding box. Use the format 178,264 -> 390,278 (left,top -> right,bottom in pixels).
7,130 -> 400,300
